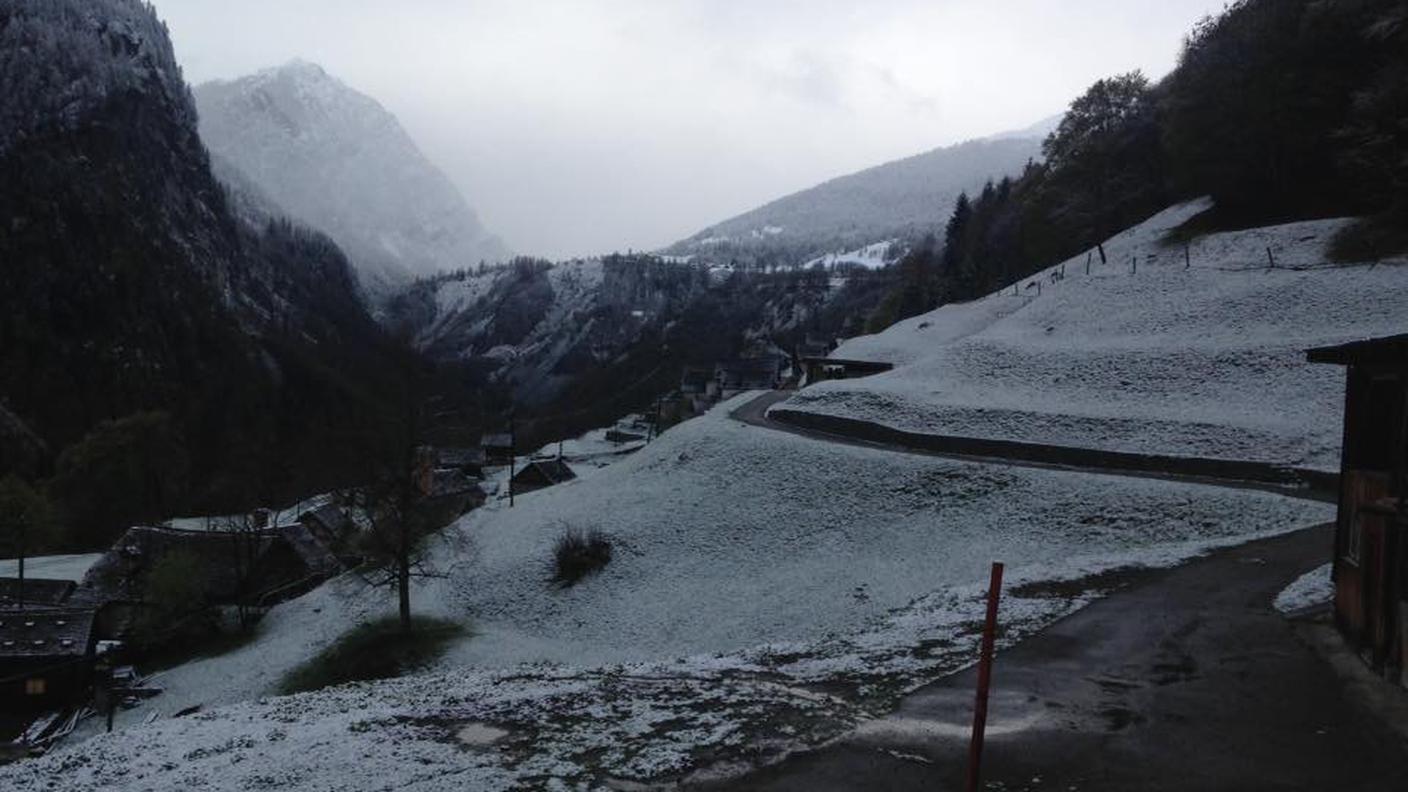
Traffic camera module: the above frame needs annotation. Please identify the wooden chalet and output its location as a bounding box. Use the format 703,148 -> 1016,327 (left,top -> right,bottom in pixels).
510,458 -> 577,495
715,358 -> 783,397
1308,333 -> 1408,684
76,523 -> 348,637
481,432 -> 515,466
800,356 -> 894,385
0,608 -> 98,713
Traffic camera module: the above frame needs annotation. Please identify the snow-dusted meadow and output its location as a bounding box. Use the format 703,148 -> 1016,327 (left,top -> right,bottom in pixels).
786,199 -> 1408,470
3,396 -> 1332,790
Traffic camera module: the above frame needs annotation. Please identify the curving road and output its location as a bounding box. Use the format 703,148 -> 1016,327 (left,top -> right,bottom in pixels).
729,390 -> 1333,502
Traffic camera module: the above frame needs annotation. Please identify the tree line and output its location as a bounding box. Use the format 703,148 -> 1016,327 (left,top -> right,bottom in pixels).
870,0 -> 1408,330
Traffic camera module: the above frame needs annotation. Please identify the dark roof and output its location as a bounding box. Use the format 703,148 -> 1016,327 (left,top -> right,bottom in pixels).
77,525 -> 327,605
299,504 -> 357,547
512,458 -> 577,486
1307,333 -> 1408,366
0,578 -> 75,609
427,468 -> 484,499
680,367 -> 713,390
277,523 -> 342,576
716,358 -> 780,387
800,357 -> 894,373
436,447 -> 486,468
0,608 -> 96,658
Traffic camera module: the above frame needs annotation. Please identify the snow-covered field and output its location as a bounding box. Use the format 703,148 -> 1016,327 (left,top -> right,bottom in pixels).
0,553 -> 101,582
784,199 -> 1408,470
1274,562 -> 1333,614
3,399 -> 1332,790
804,240 -> 903,270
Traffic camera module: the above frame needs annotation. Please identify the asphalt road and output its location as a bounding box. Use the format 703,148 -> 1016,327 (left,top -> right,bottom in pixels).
703,524 -> 1408,791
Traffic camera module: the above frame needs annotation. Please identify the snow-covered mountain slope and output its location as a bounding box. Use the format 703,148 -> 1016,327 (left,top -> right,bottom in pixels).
666,135 -> 1042,264
391,254 -> 864,410
9,401 -> 1329,790
194,61 -> 509,294
784,198 -> 1408,469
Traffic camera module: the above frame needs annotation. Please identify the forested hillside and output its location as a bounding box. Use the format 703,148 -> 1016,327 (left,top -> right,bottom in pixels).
870,0 -> 1408,330
0,0 -> 420,548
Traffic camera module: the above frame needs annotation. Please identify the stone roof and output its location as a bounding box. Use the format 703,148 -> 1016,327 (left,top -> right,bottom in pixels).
0,578 -> 75,609
0,608 -> 96,659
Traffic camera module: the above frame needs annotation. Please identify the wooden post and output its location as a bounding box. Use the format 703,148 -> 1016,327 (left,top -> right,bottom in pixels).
1266,246 -> 1276,269
965,562 -> 1005,792
1085,251 -> 1092,275
1131,255 -> 1137,275
1097,243 -> 1107,265
508,413 -> 516,508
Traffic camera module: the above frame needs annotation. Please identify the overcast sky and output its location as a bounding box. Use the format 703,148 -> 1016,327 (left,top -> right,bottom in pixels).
154,0 -> 1224,259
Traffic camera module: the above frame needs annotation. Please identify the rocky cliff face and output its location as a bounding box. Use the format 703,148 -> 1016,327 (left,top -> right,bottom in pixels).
0,0 -> 405,500
194,61 -> 509,296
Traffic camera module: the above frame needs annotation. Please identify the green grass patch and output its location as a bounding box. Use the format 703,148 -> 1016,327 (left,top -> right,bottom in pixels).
278,616 -> 466,695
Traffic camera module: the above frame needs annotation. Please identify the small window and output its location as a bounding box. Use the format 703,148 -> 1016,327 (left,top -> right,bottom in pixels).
25,678 -> 46,696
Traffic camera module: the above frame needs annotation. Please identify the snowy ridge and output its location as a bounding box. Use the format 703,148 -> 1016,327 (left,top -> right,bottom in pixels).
195,61 -> 509,293
668,136 -> 1043,262
785,199 -> 1408,469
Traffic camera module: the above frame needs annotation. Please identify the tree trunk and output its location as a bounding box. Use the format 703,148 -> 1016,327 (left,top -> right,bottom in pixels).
398,548 -> 412,633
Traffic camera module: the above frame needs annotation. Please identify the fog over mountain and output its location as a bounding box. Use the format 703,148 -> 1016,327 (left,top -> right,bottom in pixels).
194,61 -> 509,294
667,133 -> 1047,262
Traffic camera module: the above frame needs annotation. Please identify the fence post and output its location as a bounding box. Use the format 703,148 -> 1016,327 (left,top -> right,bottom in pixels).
1131,255 -> 1137,275
1184,244 -> 1190,270
1266,246 -> 1276,269
965,562 -> 1005,792
1085,251 -> 1092,275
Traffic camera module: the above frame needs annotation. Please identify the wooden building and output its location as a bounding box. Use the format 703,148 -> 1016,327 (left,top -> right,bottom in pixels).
715,358 -> 783,398
799,356 -> 894,385
1308,333 -> 1407,685
510,458 -> 577,495
0,608 -> 98,714
481,433 -> 515,466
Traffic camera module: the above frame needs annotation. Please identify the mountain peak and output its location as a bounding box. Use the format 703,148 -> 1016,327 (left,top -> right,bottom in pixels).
194,64 -> 509,293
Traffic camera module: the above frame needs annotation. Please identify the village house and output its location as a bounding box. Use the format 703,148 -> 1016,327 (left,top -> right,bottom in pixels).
799,356 -> 894,386
1308,333 -> 1407,686
679,366 -> 715,408
415,446 -> 489,526
510,458 -> 577,495
75,521 -> 351,639
481,432 -> 515,466
0,608 -> 98,715
714,358 -> 783,398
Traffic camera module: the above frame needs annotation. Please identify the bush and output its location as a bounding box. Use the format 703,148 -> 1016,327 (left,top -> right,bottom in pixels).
278,617 -> 464,695
551,528 -> 613,587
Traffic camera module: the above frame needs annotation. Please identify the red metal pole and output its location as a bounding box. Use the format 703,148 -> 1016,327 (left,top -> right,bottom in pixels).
965,562 -> 1004,792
